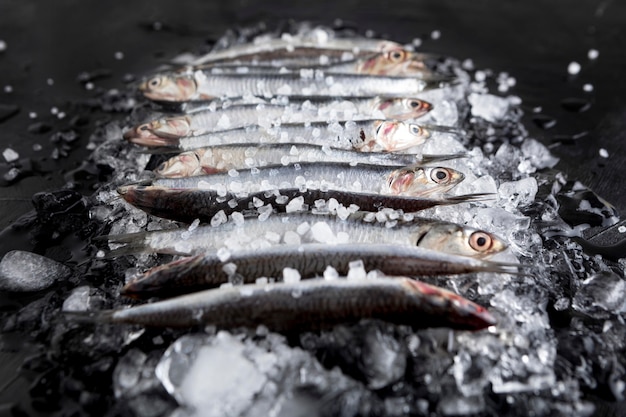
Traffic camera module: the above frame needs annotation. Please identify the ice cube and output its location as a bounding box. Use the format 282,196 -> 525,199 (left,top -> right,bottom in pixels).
310,221 -> 335,243
498,178 -> 538,211
361,326 -> 406,389
468,93 -> 510,123
283,267 -> 301,283
521,138 -> 559,170
347,260 -> 366,280
572,272 -> 626,318
62,286 -> 92,312
2,147 -> 19,162
0,250 -> 71,291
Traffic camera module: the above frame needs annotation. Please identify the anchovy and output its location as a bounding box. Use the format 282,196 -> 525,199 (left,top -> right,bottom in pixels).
192,37 -> 404,66
198,50 -> 439,79
73,277 -> 496,331
116,185 -> 491,224
103,211 -> 506,258
139,70 -> 450,103
120,243 -> 519,299
153,143 -> 466,178
123,96 -> 433,142
148,162 -> 464,198
127,119 -> 442,152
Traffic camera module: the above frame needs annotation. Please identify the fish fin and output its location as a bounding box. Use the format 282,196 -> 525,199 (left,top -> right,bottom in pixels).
420,124 -> 464,136
418,152 -> 468,164
441,193 -> 496,204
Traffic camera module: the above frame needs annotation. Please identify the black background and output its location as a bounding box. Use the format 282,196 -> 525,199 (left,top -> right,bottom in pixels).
0,0 -> 624,413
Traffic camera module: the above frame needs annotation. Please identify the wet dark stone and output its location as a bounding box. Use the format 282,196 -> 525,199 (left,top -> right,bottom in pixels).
27,122 -> 52,134
532,114 -> 557,130
31,189 -> 86,217
0,103 -> 20,123
560,97 -> 592,113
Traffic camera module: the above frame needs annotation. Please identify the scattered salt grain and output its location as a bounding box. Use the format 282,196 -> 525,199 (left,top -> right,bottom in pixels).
282,267 -> 301,283
430,30 -> 441,40
618,226 -> 626,233
286,196 -> 305,212
2,148 -> 19,162
210,210 -> 227,227
114,51 -> 124,60
599,148 -> 609,158
323,266 -> 339,281
583,83 -> 594,92
4,85 -> 12,93
28,112 -> 37,119
587,49 -> 599,60
567,61 -> 581,75
222,262 -> 236,275
0,40 -> 6,52
283,230 -> 301,245
231,212 -> 245,226
347,259 -> 367,281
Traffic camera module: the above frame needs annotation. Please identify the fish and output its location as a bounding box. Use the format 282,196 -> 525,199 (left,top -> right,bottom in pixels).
127,119 -> 441,152
138,70 -> 449,103
147,162 -> 464,198
191,36 -> 404,66
71,277 -> 497,331
198,49 -> 438,79
116,185 -> 492,224
102,211 -> 507,258
120,243 -> 520,299
152,143 -> 466,178
123,96 -> 433,142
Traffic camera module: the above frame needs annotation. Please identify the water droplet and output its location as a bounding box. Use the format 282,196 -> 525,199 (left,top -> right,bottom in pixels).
532,114 -> 557,130
560,97 -> 591,113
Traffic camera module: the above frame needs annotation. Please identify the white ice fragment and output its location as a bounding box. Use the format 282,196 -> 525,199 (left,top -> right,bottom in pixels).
217,247 -> 231,262
2,148 -> 19,162
498,178 -> 538,210
282,267 -> 301,283
568,61 -> 581,75
286,196 -> 305,213
467,93 -> 510,122
252,197 -> 264,207
587,49 -> 599,60
599,148 -> 609,158
0,250 -> 71,291
521,138 -> 560,170
573,272 -> 626,318
62,286 -> 92,312
347,259 -> 366,281
210,210 -> 227,227
222,261 -> 236,275
323,265 -> 339,281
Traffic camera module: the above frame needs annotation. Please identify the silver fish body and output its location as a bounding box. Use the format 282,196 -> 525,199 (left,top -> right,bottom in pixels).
117,185 -> 492,224
91,277 -> 496,331
150,162 -> 464,197
105,211 -> 506,258
153,143 -> 464,178
120,243 -> 518,299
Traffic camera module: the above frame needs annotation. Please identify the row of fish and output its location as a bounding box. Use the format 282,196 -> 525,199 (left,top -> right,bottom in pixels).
84,31 -> 519,332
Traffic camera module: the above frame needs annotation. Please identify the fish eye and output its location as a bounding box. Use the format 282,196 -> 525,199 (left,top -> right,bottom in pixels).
409,124 -> 422,135
469,231 -> 493,252
388,50 -> 406,61
430,168 -> 450,183
148,77 -> 161,88
409,100 -> 420,108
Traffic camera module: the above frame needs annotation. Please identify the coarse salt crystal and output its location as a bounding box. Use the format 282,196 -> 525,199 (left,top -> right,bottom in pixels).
583,83 -> 594,92
218,248 -> 232,262
3,148 -> 19,162
587,49 -> 599,60
599,148 -> 609,158
282,267 -> 301,283
567,61 -> 581,75
0,40 -> 6,52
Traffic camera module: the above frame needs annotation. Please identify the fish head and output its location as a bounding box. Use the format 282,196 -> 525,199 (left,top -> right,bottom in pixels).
375,97 -> 433,120
377,121 -> 430,152
139,73 -> 198,102
149,116 -> 192,138
386,166 -> 463,196
155,151 -> 203,178
121,256 -> 203,298
377,41 -> 404,53
412,223 -> 507,258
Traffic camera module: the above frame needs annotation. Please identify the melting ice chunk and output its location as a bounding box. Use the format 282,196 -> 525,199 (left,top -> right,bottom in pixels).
0,250 -> 71,291
572,272 -> 626,319
468,93 -> 510,123
498,177 -> 538,211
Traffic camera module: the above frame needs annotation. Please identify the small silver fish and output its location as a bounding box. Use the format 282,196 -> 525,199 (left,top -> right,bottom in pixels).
72,277 -> 496,331
119,243 -> 519,299
103,211 -> 506,258
153,144 -> 464,178
149,162 -> 464,198
138,70 -> 445,102
116,185 -> 492,224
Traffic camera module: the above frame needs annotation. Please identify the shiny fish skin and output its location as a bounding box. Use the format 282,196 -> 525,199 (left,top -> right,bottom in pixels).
153,144 -> 465,178
120,243 -> 519,299
191,38 -> 403,66
124,96 -> 433,142
85,277 -> 496,331
139,71 -> 443,102
127,119 -> 433,152
150,162 -> 464,197
104,211 -> 506,258
117,186 -> 492,224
